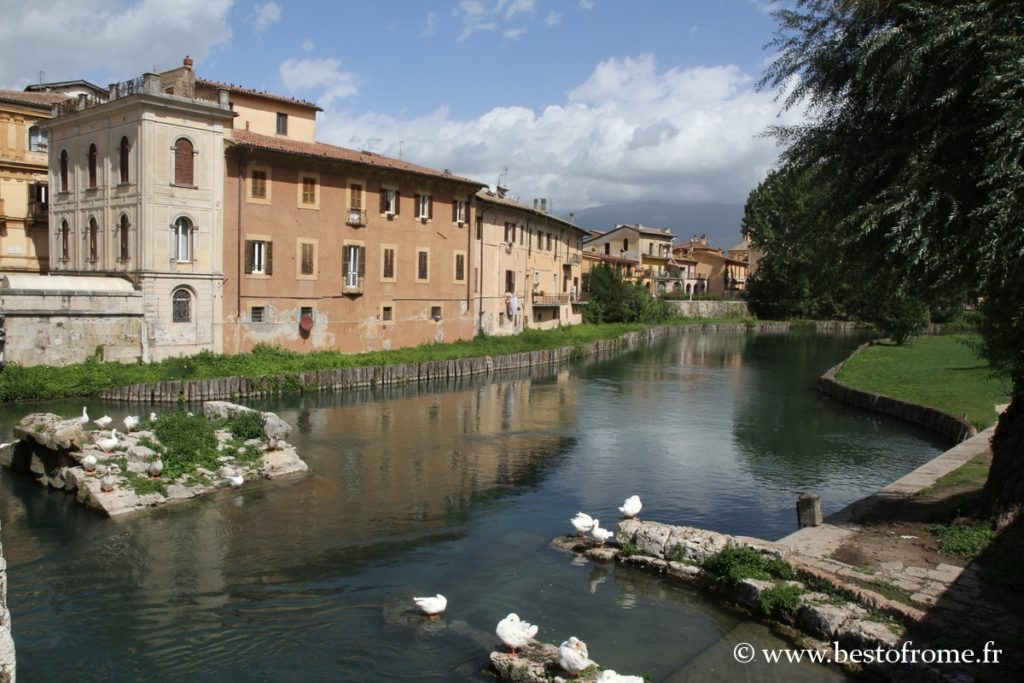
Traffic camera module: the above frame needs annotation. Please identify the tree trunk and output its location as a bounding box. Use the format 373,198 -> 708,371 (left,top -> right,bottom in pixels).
984,391 -> 1024,530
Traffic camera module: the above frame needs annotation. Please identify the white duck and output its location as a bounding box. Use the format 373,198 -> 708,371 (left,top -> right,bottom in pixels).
79,406 -> 90,425
94,415 -> 112,430
618,495 -> 642,519
81,453 -> 98,473
228,473 -> 245,488
558,637 -> 594,678
100,465 -> 120,493
412,594 -> 447,619
571,511 -> 596,536
95,429 -> 119,452
123,415 -> 140,433
596,671 -> 645,683
496,613 -> 538,656
148,456 -> 163,478
149,412 -> 158,422
591,521 -> 614,546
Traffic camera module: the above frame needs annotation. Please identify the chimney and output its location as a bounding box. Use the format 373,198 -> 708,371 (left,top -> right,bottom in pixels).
568,212 -> 575,224
533,198 -> 538,210
183,55 -> 194,70
540,198 -> 547,213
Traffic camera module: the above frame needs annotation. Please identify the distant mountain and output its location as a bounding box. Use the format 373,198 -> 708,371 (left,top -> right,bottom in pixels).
566,202 -> 746,249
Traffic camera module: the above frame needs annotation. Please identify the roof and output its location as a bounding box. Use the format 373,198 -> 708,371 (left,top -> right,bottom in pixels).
583,252 -> 639,266
24,79 -> 105,95
729,237 -> 751,252
227,130 -> 485,186
0,89 -> 70,109
196,78 -> 322,112
475,190 -> 587,234
585,223 -> 675,242
0,274 -> 136,293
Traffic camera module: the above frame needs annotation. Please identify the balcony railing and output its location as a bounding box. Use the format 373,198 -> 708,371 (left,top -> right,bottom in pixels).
343,272 -> 364,294
346,208 -> 367,227
532,292 -> 568,306
29,200 -> 48,221
571,291 -> 590,304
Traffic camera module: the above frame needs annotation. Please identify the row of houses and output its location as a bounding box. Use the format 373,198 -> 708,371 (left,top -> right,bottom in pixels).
0,57 -> 750,367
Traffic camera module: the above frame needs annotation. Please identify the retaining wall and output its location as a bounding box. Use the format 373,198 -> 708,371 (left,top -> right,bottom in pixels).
665,299 -> 751,319
103,321 -> 860,403
818,341 -> 976,443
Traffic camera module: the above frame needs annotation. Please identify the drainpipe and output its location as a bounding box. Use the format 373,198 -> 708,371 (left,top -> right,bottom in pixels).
476,200 -> 488,332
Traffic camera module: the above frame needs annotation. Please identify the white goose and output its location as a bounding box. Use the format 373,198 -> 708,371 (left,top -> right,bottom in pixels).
590,520 -> 613,546
496,613 -> 538,656
100,464 -> 120,493
95,429 -> 119,453
81,453 -> 98,473
596,671 -> 645,683
149,412 -> 158,422
558,637 -> 594,677
148,456 -> 163,478
79,406 -> 90,425
571,511 -> 595,536
94,415 -> 112,430
228,472 -> 245,488
412,594 -> 447,619
618,495 -> 642,519
123,415 -> 140,433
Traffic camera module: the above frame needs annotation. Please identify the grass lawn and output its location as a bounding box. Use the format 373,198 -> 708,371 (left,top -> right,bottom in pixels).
836,334 -> 1010,430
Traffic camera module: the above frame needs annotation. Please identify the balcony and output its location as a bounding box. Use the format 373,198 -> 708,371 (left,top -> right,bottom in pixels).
342,272 -> 364,295
532,292 -> 568,306
346,208 -> 367,227
29,199 -> 48,222
571,291 -> 590,304
569,254 -> 581,265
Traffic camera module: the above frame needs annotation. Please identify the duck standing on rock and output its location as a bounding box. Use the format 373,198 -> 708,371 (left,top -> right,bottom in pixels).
148,455 -> 163,478
590,521 -> 613,546
228,472 -> 245,488
558,637 -> 594,678
95,429 -> 119,453
571,512 -> 595,536
100,465 -> 120,493
123,415 -> 140,433
618,495 -> 642,519
79,406 -> 89,425
412,594 -> 447,619
82,453 -> 98,473
94,415 -> 112,430
496,613 -> 538,656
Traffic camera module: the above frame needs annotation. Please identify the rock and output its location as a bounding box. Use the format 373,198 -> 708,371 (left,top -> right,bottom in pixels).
664,526 -> 730,564
0,442 -> 14,468
733,578 -> 775,609
584,546 -> 619,562
490,641 -> 559,683
126,461 -> 149,475
164,484 -> 195,501
127,445 -> 156,460
632,520 -> 674,557
667,562 -> 701,581
798,603 -> 858,639
14,413 -> 85,451
623,554 -> 667,572
839,619 -> 903,652
64,467 -> 87,492
261,412 -> 291,442
260,447 -> 308,478
203,401 -> 251,420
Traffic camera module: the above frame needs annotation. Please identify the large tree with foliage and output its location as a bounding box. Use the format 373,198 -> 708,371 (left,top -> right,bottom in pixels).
762,0 -> 1024,526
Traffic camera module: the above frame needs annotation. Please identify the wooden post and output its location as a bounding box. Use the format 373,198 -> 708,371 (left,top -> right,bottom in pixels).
797,493 -> 823,528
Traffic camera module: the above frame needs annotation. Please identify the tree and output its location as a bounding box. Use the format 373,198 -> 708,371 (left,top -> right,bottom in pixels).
763,1 -> 1024,526
582,264 -> 669,324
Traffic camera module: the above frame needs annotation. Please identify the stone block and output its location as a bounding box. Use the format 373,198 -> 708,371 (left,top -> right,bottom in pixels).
839,619 -> 902,652
733,578 -> 774,609
798,603 -> 855,639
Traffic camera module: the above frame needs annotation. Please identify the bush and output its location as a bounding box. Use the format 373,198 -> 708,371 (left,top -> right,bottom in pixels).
152,411 -> 220,480
873,291 -> 930,345
757,582 -> 803,618
223,409 -> 265,441
701,545 -> 793,586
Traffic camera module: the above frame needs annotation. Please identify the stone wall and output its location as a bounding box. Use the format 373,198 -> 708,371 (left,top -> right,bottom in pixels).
818,341 -> 976,443
0,520 -> 14,683
0,289 -> 144,365
666,299 -> 750,318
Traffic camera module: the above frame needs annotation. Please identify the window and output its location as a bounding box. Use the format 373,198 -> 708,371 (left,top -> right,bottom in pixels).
300,306 -> 314,321
343,244 -> 366,290
301,176 -> 317,205
119,137 -> 130,184
546,232 -> 552,251
250,169 -> 267,200
174,138 -> 194,186
29,126 -> 48,153
245,240 -> 272,275
87,144 -> 98,189
604,243 -> 610,255
300,241 -> 315,276
623,238 -> 629,252
504,222 -> 515,243
381,305 -> 393,322
537,230 -> 543,250
381,187 -> 399,215
382,247 -> 396,280
417,250 -> 429,281
454,252 -> 466,282
60,220 -> 70,261
431,306 -> 442,321
119,215 -> 130,262
505,270 -> 515,294
173,217 -> 192,262
60,150 -> 69,192
276,112 -> 288,135
250,306 -> 265,323
172,289 -> 192,322
88,217 -> 99,262
415,193 -> 432,220
453,199 -> 467,224
476,215 -> 482,240
350,183 -> 363,209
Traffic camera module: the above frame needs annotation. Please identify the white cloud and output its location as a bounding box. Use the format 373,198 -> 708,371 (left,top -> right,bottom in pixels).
578,0 -> 595,9
423,11 -> 439,36
503,27 -> 527,39
454,0 -> 542,41
499,0 -> 535,19
279,57 -> 358,106
301,38 -> 315,53
316,54 -> 804,210
544,11 -> 561,27
248,1 -> 282,34
0,0 -> 234,89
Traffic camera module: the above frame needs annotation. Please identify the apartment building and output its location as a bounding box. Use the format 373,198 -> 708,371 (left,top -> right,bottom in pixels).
583,223 -> 695,294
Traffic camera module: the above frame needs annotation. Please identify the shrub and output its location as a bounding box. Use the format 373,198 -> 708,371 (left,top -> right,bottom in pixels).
701,545 -> 793,586
223,409 -> 265,441
152,411 -> 220,480
757,582 -> 803,618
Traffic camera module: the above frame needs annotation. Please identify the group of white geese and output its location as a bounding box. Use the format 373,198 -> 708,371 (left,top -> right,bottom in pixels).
412,495 -> 645,682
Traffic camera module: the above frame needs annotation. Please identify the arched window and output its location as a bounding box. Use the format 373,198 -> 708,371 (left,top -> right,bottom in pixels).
172,288 -> 192,323
119,137 -> 130,184
88,217 -> 99,262
60,220 -> 70,261
87,143 -> 98,188
173,216 -> 192,262
174,138 -> 194,186
29,126 -> 48,152
119,214 -> 130,262
60,150 -> 69,192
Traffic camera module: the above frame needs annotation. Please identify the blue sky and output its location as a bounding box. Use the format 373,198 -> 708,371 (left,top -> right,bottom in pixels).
1,0 -> 800,212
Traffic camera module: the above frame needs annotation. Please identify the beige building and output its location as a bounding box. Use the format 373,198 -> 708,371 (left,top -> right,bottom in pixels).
44,61 -> 235,360
473,191 -> 586,335
582,223 -> 695,294
674,235 -> 748,294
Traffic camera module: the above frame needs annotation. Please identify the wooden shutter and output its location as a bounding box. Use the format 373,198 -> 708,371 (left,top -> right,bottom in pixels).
415,194 -> 421,217
394,190 -> 401,215
358,247 -> 366,277
452,199 -> 458,222
244,240 -> 254,274
266,242 -> 273,275
175,139 -> 194,186
343,245 -> 350,278
427,195 -> 433,219
380,188 -> 387,214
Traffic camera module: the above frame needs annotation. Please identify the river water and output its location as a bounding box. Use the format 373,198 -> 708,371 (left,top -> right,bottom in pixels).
0,331 -> 946,681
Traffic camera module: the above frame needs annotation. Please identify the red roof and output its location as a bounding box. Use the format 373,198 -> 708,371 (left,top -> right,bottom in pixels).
196,78 -> 322,111
0,89 -> 71,109
227,130 -> 485,186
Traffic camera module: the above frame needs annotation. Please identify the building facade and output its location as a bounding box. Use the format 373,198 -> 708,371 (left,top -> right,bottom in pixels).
582,223 -> 695,294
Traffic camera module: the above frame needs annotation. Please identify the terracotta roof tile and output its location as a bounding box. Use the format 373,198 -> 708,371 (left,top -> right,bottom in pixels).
475,190 -> 587,234
0,89 -> 71,109
228,130 -> 485,186
195,78 -> 322,111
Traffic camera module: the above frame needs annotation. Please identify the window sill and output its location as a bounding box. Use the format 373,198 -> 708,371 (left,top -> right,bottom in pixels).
245,273 -> 271,279
171,183 -> 198,190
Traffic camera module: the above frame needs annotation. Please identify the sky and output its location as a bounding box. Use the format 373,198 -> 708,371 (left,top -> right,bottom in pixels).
0,0 -> 802,213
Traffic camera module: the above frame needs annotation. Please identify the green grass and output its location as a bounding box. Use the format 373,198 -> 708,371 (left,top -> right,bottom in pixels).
701,545 -> 794,587
916,455 -> 991,499
0,317 -> 753,403
835,334 -> 1010,429
927,521 -> 997,559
